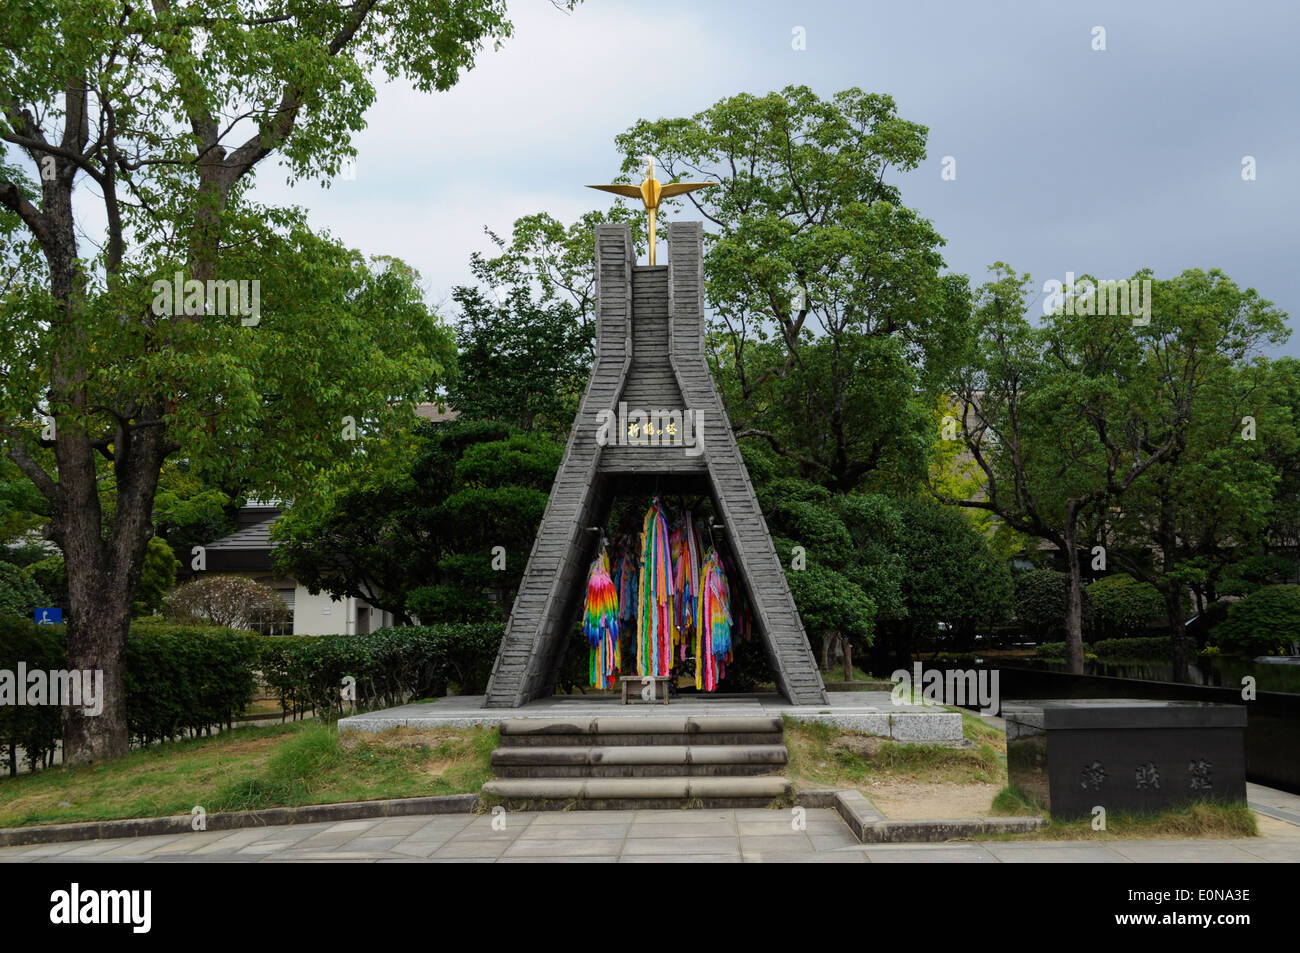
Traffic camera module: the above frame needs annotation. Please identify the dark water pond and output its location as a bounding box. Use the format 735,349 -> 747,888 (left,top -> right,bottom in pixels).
1020,656 -> 1300,694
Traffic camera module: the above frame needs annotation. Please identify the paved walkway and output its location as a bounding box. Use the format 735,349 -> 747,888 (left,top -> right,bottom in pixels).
2,799 -> 1298,862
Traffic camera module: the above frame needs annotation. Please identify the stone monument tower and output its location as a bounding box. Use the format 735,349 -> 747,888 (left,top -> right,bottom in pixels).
484,220 -> 828,707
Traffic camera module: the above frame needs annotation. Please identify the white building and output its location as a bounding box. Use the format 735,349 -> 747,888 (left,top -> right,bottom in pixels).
200,503 -> 396,636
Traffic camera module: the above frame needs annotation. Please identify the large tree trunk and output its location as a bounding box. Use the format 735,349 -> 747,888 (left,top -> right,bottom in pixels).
1164,582 -> 1190,684
55,404 -> 165,763
1063,510 -> 1086,675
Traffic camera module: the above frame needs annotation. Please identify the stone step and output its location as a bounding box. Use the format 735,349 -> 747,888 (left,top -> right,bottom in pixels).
480,775 -> 791,810
491,744 -> 788,778
496,715 -> 783,748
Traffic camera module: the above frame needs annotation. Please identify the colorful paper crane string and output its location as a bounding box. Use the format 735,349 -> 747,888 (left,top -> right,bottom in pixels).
698,546 -> 734,692
614,535 -> 638,624
671,512 -> 702,663
636,499 -> 675,677
583,546 -> 620,689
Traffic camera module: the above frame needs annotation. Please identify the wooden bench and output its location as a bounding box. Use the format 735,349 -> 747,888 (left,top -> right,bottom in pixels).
620,676 -> 673,705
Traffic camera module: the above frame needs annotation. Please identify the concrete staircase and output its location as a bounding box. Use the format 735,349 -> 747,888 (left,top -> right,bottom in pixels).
481,715 -> 792,809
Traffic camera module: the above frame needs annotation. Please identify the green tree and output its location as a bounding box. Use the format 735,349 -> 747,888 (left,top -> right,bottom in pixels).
932,265 -> 1236,676
447,208 -> 644,438
617,86 -> 970,494
0,560 -> 43,618
873,496 -> 1013,666
757,476 -> 893,673
448,284 -> 591,437
0,2 -> 509,762
1098,272 -> 1288,679
272,419 -> 562,624
133,536 -> 178,617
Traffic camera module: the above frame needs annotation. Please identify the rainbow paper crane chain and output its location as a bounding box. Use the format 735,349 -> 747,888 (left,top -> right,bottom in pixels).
614,536 -> 638,623
671,512 -> 702,662
583,548 -> 620,690
637,499 -> 675,678
697,546 -> 734,692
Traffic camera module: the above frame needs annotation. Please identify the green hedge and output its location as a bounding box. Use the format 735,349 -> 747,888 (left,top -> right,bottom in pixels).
125,622 -> 261,744
0,616 -> 64,771
1086,575 -> 1166,637
1212,586 -> 1300,657
1035,636 -> 1171,662
0,618 -> 260,771
257,623 -> 505,717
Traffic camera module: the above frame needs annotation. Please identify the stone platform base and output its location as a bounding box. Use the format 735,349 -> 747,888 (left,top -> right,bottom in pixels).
338,691 -> 964,744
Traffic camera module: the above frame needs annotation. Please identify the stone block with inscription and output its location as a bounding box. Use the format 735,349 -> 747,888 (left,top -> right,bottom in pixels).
1003,699 -> 1247,820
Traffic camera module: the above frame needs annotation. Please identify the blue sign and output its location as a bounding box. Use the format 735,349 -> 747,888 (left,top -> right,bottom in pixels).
34,608 -> 62,625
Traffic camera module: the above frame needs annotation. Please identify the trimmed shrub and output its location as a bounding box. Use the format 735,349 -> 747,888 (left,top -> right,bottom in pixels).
1212,585 -> 1300,657
124,623 -> 261,744
1015,569 -> 1091,639
1034,641 -> 1066,660
257,623 -> 505,717
0,619 -> 260,769
0,616 -> 64,770
1087,575 -> 1166,638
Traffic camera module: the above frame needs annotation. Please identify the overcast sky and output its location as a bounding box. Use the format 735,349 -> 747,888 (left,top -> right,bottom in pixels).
250,0 -> 1300,356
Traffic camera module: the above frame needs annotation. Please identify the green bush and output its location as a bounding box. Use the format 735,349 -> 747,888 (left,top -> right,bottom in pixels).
1211,586 -> 1300,657
1015,570 -> 1091,639
257,623 -> 505,717
0,619 -> 260,769
1087,575 -> 1166,638
0,616 -> 64,770
0,561 -> 45,620
124,622 -> 261,744
1034,641 -> 1066,660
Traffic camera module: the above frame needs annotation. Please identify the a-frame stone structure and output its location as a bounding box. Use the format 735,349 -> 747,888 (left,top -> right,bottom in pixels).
484,222 -> 828,707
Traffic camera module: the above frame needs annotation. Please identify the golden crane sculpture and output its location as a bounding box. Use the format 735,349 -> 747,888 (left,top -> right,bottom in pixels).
588,157 -> 716,266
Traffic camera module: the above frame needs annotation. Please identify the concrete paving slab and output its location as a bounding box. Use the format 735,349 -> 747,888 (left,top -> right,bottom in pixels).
619,853 -> 741,863
516,824 -> 630,840
738,834 -> 816,853
982,843 -> 1131,863
1109,841 -> 1268,863
628,822 -> 736,839
503,838 -> 623,857
865,846 -> 997,863
622,836 -> 740,856
743,851 -> 867,863
499,855 -> 619,863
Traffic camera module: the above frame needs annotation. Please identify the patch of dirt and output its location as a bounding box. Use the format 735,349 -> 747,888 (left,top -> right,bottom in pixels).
862,779 -> 1002,820
829,735 -> 976,757
422,757 -> 459,778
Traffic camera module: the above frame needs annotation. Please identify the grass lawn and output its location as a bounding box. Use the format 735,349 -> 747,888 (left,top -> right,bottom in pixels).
985,787 -> 1256,840
0,721 -> 497,829
783,714 -> 1003,790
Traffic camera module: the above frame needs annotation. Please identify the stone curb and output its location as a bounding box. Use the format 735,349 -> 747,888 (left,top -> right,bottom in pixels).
824,788 -> 1045,843
0,793 -> 478,848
